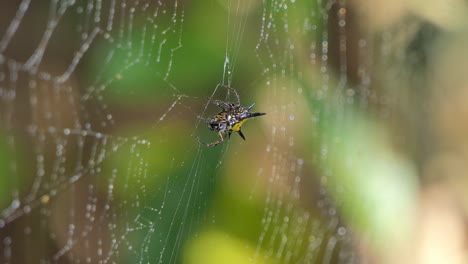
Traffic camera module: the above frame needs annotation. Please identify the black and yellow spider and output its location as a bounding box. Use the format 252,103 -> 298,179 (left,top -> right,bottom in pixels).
196,86 -> 266,147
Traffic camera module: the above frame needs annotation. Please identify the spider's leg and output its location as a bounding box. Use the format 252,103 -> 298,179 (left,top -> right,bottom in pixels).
221,85 -> 241,106
196,131 -> 225,147
206,131 -> 226,147
212,100 -> 229,111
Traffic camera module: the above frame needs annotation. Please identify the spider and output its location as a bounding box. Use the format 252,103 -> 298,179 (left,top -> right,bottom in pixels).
196,86 -> 266,147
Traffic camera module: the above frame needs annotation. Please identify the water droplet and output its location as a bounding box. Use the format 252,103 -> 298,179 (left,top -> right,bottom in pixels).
338,227 -> 347,236
11,199 -> 20,209
40,195 -> 50,204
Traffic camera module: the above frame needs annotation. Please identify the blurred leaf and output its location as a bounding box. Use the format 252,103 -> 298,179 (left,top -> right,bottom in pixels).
184,229 -> 271,264
319,110 -> 419,251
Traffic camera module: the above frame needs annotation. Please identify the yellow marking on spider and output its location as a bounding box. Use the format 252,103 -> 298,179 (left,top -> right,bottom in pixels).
232,119 -> 247,132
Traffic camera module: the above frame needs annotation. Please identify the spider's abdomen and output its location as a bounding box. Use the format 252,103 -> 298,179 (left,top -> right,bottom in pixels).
231,119 -> 247,132
226,114 -> 240,127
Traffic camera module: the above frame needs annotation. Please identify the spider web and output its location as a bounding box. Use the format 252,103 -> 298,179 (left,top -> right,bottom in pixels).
0,0 -> 436,263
